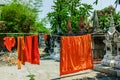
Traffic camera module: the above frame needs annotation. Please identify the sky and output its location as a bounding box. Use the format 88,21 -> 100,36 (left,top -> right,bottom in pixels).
39,0 -> 120,28
39,0 -> 54,19
40,0 -> 120,19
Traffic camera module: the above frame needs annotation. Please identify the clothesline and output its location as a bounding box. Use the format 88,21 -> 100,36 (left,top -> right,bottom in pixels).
0,33 -> 38,34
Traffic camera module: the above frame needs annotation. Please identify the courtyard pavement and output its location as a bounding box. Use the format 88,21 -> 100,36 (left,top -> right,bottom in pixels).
0,59 -> 120,80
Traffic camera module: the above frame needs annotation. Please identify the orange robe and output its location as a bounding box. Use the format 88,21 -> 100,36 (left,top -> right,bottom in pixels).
24,35 -> 40,64
60,34 -> 93,76
3,37 -> 16,51
24,36 -> 32,63
17,35 -> 40,69
31,35 -> 40,64
17,36 -> 25,69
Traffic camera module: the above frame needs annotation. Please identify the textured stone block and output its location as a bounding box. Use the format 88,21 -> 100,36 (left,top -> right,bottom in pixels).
117,70 -> 120,77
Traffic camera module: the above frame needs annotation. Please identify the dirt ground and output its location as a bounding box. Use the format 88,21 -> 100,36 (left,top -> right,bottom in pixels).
0,59 -> 120,80
0,49 -> 119,80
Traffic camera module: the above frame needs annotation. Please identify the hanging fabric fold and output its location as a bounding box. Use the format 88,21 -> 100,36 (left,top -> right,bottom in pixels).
17,36 -> 25,69
24,36 -> 33,63
17,35 -> 40,69
3,37 -> 16,51
60,34 -> 93,76
31,35 -> 40,64
24,35 -> 40,64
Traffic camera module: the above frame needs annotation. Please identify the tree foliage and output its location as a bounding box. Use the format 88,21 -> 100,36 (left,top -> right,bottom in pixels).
30,21 -> 50,34
0,0 -> 50,34
1,3 -> 37,33
47,0 -> 93,34
97,6 -> 120,32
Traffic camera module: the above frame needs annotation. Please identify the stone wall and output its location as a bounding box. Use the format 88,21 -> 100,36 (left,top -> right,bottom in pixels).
92,33 -> 105,59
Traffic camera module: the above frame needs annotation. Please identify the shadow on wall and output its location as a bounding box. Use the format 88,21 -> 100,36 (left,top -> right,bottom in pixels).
92,36 -> 106,59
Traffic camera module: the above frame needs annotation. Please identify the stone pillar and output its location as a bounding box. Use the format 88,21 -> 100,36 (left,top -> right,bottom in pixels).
114,42 -> 120,69
101,14 -> 120,68
117,42 -> 120,55
101,33 -> 120,68
101,40 -> 114,66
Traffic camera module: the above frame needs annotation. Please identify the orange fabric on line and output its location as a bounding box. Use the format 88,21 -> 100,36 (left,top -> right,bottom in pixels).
60,34 -> 93,76
17,35 -> 40,69
43,34 -> 48,40
24,35 -> 40,64
31,35 -> 40,64
24,36 -> 32,63
3,37 -> 16,51
17,36 -> 25,69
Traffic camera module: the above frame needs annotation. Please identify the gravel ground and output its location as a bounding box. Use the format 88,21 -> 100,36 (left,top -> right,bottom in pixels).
0,60 -> 59,80
0,59 -> 120,80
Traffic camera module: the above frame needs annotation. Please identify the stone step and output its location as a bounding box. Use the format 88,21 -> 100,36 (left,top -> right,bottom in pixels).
94,64 -> 120,77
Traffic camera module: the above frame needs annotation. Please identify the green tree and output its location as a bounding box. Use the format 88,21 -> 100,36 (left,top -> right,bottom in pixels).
97,6 -> 120,32
1,3 -> 37,33
5,0 -> 42,18
47,0 -> 93,34
13,0 -> 42,12
0,0 -> 43,33
30,21 -> 50,34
